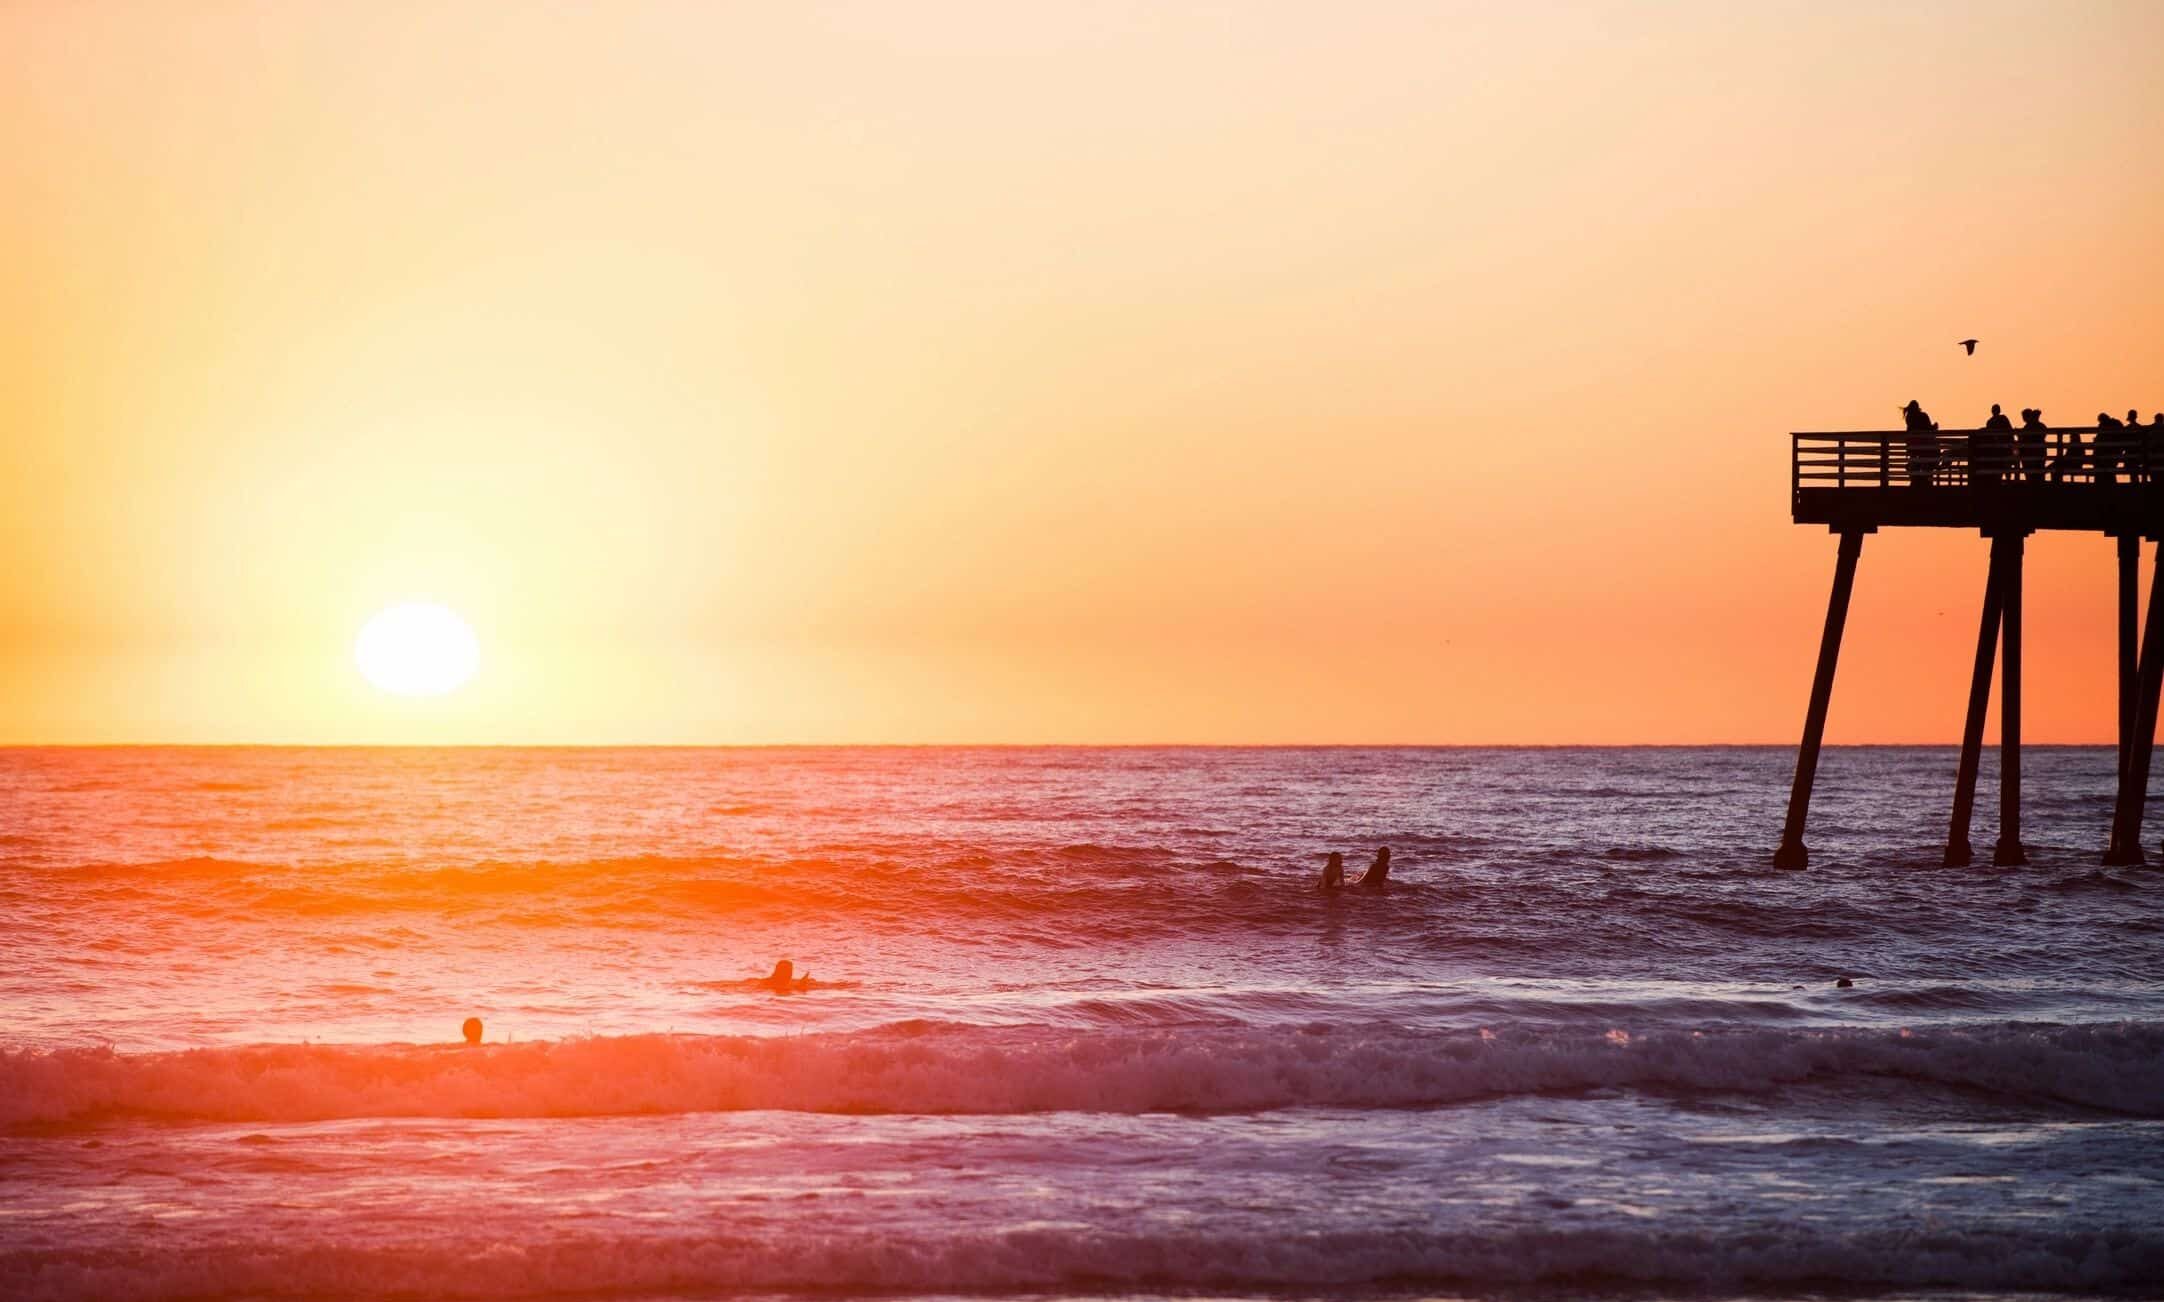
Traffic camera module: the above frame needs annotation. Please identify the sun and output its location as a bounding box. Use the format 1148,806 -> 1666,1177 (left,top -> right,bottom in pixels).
354,602 -> 480,697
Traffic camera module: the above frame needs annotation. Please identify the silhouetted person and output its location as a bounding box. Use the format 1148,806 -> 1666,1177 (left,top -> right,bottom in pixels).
1974,403 -> 2014,485
2017,409 -> 2049,482
2096,412 -> 2128,484
1901,400 -> 1938,487
760,959 -> 810,993
2132,411 -> 2150,482
1358,846 -> 1391,888
461,1017 -> 483,1046
1318,851 -> 1345,892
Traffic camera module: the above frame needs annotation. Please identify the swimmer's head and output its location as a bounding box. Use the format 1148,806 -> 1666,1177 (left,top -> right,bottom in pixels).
1374,847 -> 1390,864
461,1017 -> 483,1046
1325,852 -> 1343,869
769,960 -> 794,982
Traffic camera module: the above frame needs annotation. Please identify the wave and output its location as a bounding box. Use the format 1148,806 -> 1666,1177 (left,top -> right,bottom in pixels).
4,1221 -> 2161,1298
5,1020 -> 2159,1126
23,847 -> 2157,956
0,851 -> 1931,932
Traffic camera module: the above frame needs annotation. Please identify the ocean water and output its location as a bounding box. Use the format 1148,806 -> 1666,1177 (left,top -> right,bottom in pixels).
2,745 -> 2161,1301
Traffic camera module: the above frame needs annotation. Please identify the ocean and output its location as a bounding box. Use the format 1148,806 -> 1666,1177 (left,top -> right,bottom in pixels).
1,745 -> 2160,1300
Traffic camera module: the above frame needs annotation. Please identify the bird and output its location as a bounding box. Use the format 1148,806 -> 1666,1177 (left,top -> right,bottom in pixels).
1958,338 -> 1979,355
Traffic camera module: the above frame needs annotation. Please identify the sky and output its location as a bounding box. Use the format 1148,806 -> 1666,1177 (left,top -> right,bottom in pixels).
4,0 -> 2162,744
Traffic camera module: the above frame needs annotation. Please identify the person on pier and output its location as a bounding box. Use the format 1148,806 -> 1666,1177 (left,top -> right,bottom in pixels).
1974,404 -> 2014,485
1901,400 -> 1939,487
2131,410 -> 2152,482
2095,412 -> 2129,484
2017,409 -> 2049,483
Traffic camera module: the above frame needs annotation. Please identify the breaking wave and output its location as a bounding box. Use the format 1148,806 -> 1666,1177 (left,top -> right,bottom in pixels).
6,1019 -> 2159,1126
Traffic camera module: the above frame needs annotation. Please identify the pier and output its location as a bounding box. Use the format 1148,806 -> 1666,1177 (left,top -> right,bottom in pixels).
1776,426 -> 2164,868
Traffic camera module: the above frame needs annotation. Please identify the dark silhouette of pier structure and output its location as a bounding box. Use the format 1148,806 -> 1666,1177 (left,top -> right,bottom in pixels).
1777,425 -> 2164,868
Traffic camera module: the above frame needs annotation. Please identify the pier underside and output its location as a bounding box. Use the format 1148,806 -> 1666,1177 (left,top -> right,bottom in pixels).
1793,483 -> 2164,535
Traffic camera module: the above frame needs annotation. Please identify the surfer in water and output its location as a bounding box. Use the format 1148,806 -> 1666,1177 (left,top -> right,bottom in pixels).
1358,846 -> 1391,888
759,959 -> 813,993
1318,851 -> 1345,891
461,1016 -> 483,1046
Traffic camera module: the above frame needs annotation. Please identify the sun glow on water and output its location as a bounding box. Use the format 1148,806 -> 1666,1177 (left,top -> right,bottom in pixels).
354,603 -> 480,697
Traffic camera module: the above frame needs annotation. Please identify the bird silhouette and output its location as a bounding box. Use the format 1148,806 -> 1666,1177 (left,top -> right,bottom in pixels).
1958,338 -> 1979,355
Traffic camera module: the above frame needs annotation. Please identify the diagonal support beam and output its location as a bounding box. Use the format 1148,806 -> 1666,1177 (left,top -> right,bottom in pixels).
1946,549 -> 2003,867
1775,529 -> 1865,869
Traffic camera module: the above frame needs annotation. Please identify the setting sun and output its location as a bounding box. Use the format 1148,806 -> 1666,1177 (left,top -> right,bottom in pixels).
354,603 -> 480,697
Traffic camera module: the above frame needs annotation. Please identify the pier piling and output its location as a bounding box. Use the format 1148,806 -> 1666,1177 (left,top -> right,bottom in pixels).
1991,533 -> 2026,867
2105,536 -> 2149,865
2119,534 -> 2139,788
2108,541 -> 2164,864
1775,528 -> 1865,870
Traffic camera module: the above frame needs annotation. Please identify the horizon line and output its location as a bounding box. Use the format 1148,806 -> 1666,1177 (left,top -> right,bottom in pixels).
0,739 -> 2133,750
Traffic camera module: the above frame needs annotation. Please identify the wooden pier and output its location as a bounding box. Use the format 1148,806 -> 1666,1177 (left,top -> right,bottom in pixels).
1776,426 -> 2164,868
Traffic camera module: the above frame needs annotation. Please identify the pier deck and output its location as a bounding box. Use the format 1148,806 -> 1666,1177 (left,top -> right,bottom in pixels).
1792,428 -> 2164,535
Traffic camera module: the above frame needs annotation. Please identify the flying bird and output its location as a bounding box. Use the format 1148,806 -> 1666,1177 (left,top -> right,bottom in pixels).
1958,338 -> 1978,355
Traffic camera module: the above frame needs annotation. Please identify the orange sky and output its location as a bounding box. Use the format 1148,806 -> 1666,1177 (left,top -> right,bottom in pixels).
4,1 -> 2162,744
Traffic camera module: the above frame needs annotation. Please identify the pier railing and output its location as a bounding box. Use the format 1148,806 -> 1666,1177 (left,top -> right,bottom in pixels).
1792,427 -> 2155,497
